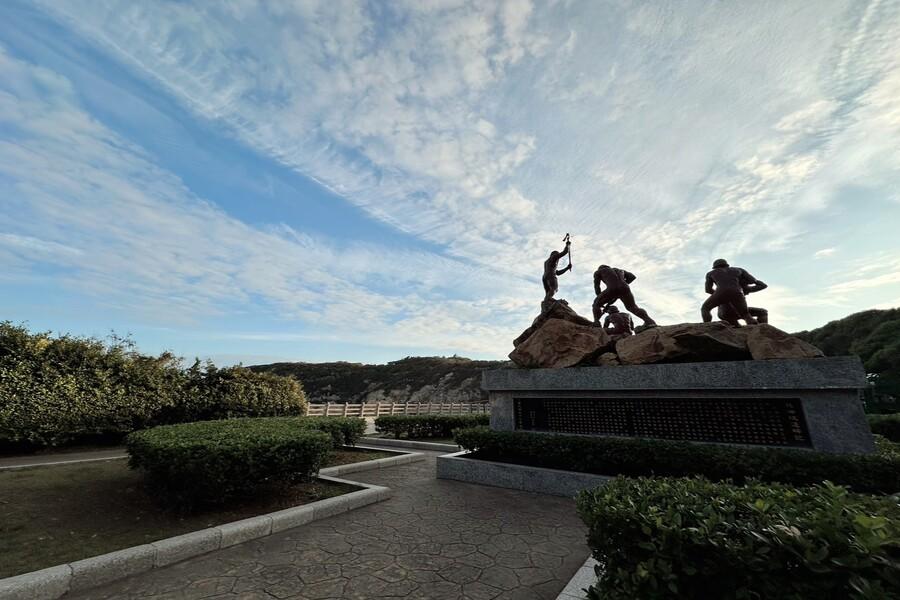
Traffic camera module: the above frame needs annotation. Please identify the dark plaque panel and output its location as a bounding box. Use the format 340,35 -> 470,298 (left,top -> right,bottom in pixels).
513,397 -> 811,447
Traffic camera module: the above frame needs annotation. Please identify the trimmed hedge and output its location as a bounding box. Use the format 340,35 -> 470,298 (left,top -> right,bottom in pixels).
869,413 -> 900,442
126,418 -> 332,510
577,477 -> 900,599
302,416 -> 366,446
165,362 -> 307,424
454,427 -> 900,494
375,414 -> 489,439
0,322 -> 307,448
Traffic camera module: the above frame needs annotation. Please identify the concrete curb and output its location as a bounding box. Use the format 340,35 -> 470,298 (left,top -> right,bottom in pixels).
556,556 -> 599,600
0,455 -> 127,471
0,449 -> 422,600
359,437 -> 460,452
321,444 -> 426,475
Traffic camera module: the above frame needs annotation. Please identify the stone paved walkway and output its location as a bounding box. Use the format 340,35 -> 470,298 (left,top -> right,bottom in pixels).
70,451 -> 589,600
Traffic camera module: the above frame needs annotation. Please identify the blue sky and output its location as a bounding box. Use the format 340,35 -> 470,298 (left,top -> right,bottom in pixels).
2,0 -> 899,365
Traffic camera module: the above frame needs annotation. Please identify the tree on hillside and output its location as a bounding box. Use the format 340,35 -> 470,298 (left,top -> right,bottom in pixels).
795,309 -> 900,412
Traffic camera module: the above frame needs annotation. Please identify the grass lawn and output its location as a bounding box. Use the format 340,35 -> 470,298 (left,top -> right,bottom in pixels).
0,447 -> 394,578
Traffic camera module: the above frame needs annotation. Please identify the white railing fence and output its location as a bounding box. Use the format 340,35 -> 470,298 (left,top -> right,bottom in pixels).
305,402 -> 490,417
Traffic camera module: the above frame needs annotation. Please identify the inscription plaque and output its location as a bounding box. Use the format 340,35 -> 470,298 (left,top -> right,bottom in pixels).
513,397 -> 811,447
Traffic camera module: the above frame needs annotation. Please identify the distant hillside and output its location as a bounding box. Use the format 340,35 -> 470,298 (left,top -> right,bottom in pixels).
794,308 -> 900,411
250,356 -> 507,404
251,310 -> 899,410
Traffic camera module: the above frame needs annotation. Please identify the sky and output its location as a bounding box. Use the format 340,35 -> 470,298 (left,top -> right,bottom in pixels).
1,0 -> 899,366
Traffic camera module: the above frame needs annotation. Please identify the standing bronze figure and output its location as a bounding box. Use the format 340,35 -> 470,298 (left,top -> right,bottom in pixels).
602,305 -> 635,336
701,259 -> 760,324
718,280 -> 769,326
592,265 -> 656,328
542,237 -> 571,303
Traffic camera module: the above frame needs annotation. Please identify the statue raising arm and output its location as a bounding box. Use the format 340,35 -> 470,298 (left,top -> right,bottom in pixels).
555,242 -> 571,275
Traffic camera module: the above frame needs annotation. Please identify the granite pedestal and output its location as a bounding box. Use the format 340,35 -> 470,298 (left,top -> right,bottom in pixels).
483,356 -> 873,455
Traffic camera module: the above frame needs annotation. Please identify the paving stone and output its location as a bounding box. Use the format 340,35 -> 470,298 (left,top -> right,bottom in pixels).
396,552 -> 454,572
439,564 -> 482,584
406,580 -> 461,600
296,564 -> 342,584
443,543 -> 477,558
477,566 -> 519,591
264,579 -> 304,599
371,564 -> 409,583
412,542 -> 443,555
353,553 -> 394,573
299,578 -> 346,599
455,552 -> 495,569
65,452 -> 587,600
185,577 -> 236,597
515,566 -> 554,587
462,581 -> 503,600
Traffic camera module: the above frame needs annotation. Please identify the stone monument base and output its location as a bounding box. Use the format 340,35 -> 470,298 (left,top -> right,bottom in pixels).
436,450 -> 612,497
483,357 -> 873,455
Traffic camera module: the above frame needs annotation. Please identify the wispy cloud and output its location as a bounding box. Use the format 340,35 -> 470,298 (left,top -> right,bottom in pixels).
0,46 -> 528,354
2,0 -> 900,360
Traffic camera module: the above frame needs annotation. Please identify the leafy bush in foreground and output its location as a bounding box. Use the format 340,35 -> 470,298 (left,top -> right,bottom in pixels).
454,427 -> 900,494
375,414 -> 489,439
126,418 -> 332,510
0,322 -> 307,448
577,477 -> 900,599
869,413 -> 900,442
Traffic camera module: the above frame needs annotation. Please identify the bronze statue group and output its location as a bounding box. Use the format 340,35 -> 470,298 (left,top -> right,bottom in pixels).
542,236 -> 768,337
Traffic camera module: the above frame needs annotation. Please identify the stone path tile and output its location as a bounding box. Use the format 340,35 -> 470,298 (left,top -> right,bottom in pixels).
69,451 -> 589,600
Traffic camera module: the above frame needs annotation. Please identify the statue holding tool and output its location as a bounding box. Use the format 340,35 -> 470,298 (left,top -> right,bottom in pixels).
542,234 -> 572,304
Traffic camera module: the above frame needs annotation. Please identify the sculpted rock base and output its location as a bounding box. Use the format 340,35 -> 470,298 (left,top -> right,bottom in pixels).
514,299 -> 595,348
509,318 -> 611,368
510,308 -> 824,368
734,324 -> 824,360
616,322 -> 750,365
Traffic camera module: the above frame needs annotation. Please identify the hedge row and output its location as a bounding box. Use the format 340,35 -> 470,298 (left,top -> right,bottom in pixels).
454,427 -> 900,494
302,416 -> 366,446
374,414 -> 489,439
0,322 -> 307,448
577,477 -> 900,599
126,418 -> 334,510
869,413 -> 900,442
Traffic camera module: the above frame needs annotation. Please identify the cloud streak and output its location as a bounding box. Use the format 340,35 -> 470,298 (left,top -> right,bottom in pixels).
2,0 -> 900,360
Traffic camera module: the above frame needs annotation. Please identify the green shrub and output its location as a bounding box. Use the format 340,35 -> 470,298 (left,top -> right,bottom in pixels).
869,413 -> 900,442
375,414 -> 489,439
0,323 -> 186,448
0,322 -> 307,449
875,435 -> 900,461
577,477 -> 900,599
454,427 -> 900,494
164,361 -> 307,423
125,418 -> 332,510
300,417 -> 366,446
